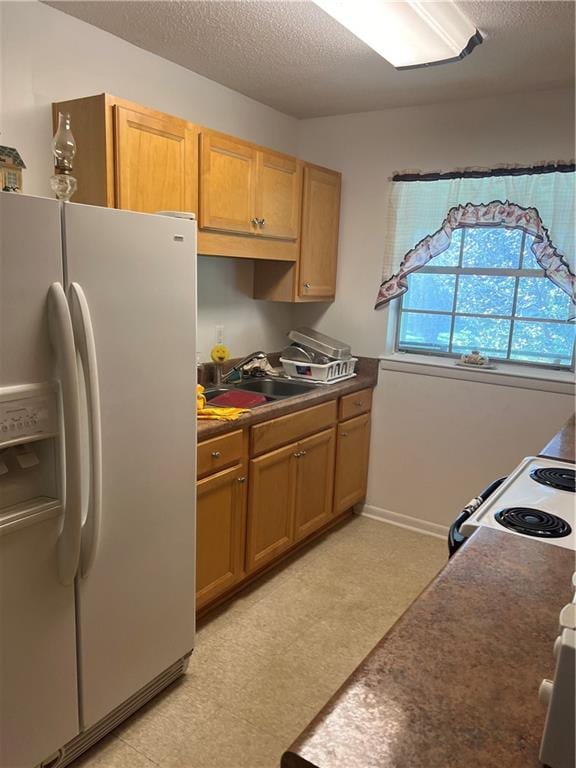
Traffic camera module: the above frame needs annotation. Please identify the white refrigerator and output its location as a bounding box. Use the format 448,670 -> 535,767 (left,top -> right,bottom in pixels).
0,192 -> 197,768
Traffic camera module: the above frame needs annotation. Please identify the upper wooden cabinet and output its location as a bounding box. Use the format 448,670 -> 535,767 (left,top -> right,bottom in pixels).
253,163 -> 341,303
254,150 -> 302,240
52,94 -> 341,298
115,106 -> 196,214
200,132 -> 257,234
299,164 -> 341,299
199,130 -> 302,241
52,94 -> 198,215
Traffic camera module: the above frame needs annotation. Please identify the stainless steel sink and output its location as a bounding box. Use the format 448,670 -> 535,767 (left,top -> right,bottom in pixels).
202,387 -> 276,404
233,378 -> 318,398
202,377 -> 319,407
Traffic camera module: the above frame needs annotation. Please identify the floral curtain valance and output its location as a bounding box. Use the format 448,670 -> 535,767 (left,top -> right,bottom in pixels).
375,166 -> 575,309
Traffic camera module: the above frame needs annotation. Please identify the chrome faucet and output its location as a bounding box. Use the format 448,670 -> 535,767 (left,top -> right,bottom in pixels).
221,351 -> 267,383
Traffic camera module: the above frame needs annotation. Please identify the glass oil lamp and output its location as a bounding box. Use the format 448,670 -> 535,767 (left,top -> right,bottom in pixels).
50,112 -> 77,201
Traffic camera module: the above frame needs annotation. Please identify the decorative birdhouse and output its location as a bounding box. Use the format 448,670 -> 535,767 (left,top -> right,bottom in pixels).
0,146 -> 26,192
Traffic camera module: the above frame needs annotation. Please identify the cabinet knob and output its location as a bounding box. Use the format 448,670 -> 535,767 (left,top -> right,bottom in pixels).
354,401 -> 363,407
251,218 -> 258,226
237,476 -> 246,483
211,451 -> 221,458
258,218 -> 265,227
340,432 -> 348,438
293,451 -> 301,458
300,450 -> 307,456
303,282 -> 311,289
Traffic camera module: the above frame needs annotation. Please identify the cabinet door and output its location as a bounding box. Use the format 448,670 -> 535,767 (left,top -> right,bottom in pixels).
299,164 -> 341,299
293,427 -> 336,541
196,464 -> 247,610
333,413 -> 371,516
246,443 -> 297,573
200,132 -> 257,234
254,151 -> 302,240
114,105 -> 196,214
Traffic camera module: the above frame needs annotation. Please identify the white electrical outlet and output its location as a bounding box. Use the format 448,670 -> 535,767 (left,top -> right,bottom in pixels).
216,325 -> 224,344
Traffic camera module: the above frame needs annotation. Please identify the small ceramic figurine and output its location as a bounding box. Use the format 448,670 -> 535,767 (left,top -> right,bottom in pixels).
0,146 -> 25,192
460,349 -> 490,367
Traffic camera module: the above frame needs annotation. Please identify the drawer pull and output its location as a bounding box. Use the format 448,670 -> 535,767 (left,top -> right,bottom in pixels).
340,432 -> 348,437
211,451 -> 221,459
354,401 -> 363,407
293,451 -> 301,458
300,450 -> 307,456
237,476 -> 246,483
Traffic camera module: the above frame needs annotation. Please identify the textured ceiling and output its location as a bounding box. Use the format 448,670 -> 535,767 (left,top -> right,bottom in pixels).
45,0 -> 575,118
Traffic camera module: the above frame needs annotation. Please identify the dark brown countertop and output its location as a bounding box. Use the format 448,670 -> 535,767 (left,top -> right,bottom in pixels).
539,414 -> 575,463
197,357 -> 378,441
283,528 -> 574,768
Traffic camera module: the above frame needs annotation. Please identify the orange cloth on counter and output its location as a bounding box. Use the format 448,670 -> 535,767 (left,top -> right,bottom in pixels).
196,384 -> 250,422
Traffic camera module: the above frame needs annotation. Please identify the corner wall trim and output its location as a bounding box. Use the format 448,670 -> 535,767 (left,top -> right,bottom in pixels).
359,505 -> 448,540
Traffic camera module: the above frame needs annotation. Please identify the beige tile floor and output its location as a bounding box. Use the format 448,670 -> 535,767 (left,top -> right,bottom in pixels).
72,516 -> 447,768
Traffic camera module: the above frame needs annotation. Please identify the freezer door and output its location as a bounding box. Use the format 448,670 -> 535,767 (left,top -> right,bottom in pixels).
63,203 -> 197,728
0,193 -> 79,767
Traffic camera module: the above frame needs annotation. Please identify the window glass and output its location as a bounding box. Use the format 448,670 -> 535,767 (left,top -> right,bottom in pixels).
461,227 -> 522,269
397,224 -> 574,370
510,321 -> 575,367
521,235 -> 540,269
432,228 -> 462,267
403,273 -> 455,312
452,317 -> 511,358
516,277 -> 572,320
456,275 -> 515,316
399,312 -> 451,353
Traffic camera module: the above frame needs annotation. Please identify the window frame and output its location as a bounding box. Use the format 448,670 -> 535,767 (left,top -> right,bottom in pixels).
395,226 -> 575,371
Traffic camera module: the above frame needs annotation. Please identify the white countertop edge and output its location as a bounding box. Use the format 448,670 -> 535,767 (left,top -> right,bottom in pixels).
378,352 -> 575,395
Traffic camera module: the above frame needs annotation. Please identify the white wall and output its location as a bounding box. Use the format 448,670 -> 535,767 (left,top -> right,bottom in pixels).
296,89 -> 575,528
0,0 -> 296,359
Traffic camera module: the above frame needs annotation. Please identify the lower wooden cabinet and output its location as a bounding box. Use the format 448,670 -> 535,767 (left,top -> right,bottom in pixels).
246,443 -> 298,573
197,395 -> 372,612
333,413 -> 371,516
196,463 -> 247,610
246,427 -> 336,574
293,428 -> 335,541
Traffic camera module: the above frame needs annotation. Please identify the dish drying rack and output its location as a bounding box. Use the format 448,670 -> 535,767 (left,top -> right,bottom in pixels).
280,327 -> 357,383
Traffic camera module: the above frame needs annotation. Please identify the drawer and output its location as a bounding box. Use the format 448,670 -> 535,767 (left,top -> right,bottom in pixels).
339,388 -> 373,421
197,430 -> 244,478
251,400 -> 337,456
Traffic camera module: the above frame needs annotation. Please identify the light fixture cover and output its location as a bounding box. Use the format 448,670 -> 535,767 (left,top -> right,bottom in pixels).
313,0 -> 482,70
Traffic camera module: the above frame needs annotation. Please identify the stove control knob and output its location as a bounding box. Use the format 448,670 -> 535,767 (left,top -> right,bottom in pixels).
559,603 -> 576,631
539,679 -> 553,707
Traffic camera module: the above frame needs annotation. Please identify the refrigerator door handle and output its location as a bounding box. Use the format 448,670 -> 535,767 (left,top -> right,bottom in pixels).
69,282 -> 103,578
47,282 -> 83,585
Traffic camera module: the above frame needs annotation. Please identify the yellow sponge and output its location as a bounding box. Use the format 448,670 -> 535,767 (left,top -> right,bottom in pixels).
210,344 -> 230,364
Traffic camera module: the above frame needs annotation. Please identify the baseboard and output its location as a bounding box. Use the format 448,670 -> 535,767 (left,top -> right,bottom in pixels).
359,504 -> 448,540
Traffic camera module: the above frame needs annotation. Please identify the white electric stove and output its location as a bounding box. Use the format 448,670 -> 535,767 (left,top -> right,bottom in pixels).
461,456 -> 576,551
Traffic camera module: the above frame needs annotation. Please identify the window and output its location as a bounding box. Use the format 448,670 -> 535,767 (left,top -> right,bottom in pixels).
397,226 -> 575,369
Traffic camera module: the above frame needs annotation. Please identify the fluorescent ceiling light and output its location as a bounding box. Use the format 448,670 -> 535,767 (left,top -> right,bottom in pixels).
313,0 -> 482,70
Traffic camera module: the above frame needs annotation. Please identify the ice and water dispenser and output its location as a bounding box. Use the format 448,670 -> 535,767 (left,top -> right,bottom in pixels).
0,383 -> 61,534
